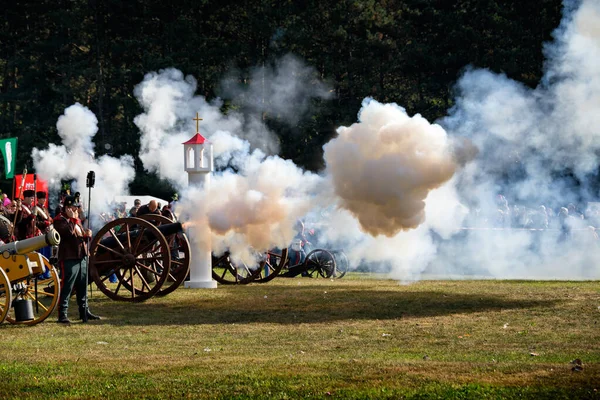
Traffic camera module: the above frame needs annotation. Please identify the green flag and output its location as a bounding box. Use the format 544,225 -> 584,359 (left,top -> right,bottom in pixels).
0,138 -> 17,179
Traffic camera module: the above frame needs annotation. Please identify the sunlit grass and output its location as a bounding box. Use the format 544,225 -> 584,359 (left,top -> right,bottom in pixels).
1,277 -> 598,399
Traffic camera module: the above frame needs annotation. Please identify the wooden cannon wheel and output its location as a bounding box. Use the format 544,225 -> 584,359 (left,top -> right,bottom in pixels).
0,268 -> 12,324
4,258 -> 61,325
89,217 -> 171,302
250,248 -> 288,284
136,214 -> 191,296
331,250 -> 348,279
211,251 -> 260,285
304,249 -> 336,278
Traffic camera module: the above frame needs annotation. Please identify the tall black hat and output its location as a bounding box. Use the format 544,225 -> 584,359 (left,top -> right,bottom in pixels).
63,196 -> 81,208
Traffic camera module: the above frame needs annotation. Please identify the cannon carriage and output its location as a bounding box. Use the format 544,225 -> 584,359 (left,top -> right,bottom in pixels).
211,238 -> 348,285
88,214 -> 191,302
0,227 -> 61,325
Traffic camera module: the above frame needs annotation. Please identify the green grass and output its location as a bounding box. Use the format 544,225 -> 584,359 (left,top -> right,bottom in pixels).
1,276 -> 599,399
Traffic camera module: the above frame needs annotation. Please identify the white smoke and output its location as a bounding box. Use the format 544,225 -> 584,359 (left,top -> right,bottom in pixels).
43,0 -> 596,281
323,98 -> 460,237
220,53 -> 333,125
432,0 -> 600,279
31,103 -> 135,221
133,68 -> 285,189
133,63 -> 330,264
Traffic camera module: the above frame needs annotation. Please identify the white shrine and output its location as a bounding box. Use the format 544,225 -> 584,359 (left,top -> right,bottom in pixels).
183,114 -> 217,289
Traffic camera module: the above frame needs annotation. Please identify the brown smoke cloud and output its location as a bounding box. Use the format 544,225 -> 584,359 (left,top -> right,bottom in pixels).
323,99 -> 460,237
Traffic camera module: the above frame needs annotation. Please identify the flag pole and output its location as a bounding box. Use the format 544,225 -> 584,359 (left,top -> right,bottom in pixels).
10,168 -> 28,240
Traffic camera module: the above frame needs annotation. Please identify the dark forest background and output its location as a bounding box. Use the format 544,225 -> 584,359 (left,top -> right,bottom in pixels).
0,0 -> 563,199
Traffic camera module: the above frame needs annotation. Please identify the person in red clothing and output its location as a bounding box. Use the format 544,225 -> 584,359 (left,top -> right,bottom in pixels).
15,190 -> 38,240
53,195 -> 101,324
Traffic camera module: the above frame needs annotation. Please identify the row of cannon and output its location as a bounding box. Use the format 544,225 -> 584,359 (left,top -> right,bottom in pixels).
0,214 -> 346,325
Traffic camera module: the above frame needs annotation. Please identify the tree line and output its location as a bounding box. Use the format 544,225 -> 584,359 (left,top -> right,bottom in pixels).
0,0 -> 563,198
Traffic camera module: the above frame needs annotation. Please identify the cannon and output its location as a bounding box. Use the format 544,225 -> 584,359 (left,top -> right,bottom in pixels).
211,248 -> 289,285
0,228 -> 61,325
211,233 -> 349,285
88,215 -> 190,302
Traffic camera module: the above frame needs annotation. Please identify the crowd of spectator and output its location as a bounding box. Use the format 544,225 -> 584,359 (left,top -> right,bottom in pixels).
462,194 -> 600,232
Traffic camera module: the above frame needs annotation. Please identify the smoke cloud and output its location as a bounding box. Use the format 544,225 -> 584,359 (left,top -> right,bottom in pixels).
431,0 -> 600,279
323,98 -> 461,237
31,103 -> 135,220
219,53 -> 333,125
134,61 -> 330,265
32,0 -> 599,281
129,0 -> 600,281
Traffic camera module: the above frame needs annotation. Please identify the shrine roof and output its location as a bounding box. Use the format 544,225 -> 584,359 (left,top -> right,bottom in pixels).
183,133 -> 208,144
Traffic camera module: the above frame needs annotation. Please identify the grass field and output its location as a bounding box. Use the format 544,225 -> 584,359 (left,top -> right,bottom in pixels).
1,275 -> 598,399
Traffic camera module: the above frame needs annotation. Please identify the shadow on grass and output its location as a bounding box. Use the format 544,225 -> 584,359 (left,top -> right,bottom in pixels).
86,284 -> 561,326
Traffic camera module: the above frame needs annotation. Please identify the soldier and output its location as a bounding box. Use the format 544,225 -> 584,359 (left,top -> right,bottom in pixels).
53,195 -> 101,323
0,200 -> 20,244
33,191 -> 53,233
15,190 -> 38,240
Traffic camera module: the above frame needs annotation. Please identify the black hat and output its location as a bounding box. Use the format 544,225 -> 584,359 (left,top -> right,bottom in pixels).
63,195 -> 80,208
23,190 -> 35,198
36,191 -> 47,199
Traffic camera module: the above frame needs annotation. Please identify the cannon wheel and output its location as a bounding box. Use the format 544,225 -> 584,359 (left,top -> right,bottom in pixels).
89,217 -> 171,302
212,252 -> 258,285
304,249 -> 336,278
0,268 -> 12,324
331,250 -> 348,279
5,259 -> 60,325
136,214 -> 191,296
253,248 -> 288,283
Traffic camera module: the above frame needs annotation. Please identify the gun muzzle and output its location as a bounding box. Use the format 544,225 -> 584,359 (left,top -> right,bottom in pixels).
0,228 -> 61,256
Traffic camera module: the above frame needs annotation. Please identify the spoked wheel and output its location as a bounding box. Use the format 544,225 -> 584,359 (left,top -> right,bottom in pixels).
89,217 -> 171,302
304,249 -> 336,278
331,250 -> 348,279
5,259 -> 60,325
212,252 -> 257,285
156,232 -> 190,296
137,214 -> 191,296
253,248 -> 288,283
0,268 -> 12,324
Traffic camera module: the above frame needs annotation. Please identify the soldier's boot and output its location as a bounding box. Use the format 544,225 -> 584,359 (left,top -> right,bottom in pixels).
79,307 -> 101,323
57,309 -> 71,324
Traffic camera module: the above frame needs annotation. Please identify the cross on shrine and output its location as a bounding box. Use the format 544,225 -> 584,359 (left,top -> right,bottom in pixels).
193,112 -> 203,132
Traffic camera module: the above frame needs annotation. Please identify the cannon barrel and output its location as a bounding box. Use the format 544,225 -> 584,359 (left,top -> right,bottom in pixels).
97,221 -> 183,250
0,228 -> 61,256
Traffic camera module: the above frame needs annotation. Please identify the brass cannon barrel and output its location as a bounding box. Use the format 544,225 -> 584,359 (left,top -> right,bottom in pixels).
0,228 -> 60,256
97,221 -> 183,251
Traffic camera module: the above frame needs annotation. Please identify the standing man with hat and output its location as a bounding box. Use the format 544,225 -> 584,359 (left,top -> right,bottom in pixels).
15,189 -> 37,240
33,191 -> 53,233
53,195 -> 101,323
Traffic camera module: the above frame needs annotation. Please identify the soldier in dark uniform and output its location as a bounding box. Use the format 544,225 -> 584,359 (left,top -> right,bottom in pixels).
53,195 -> 101,323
